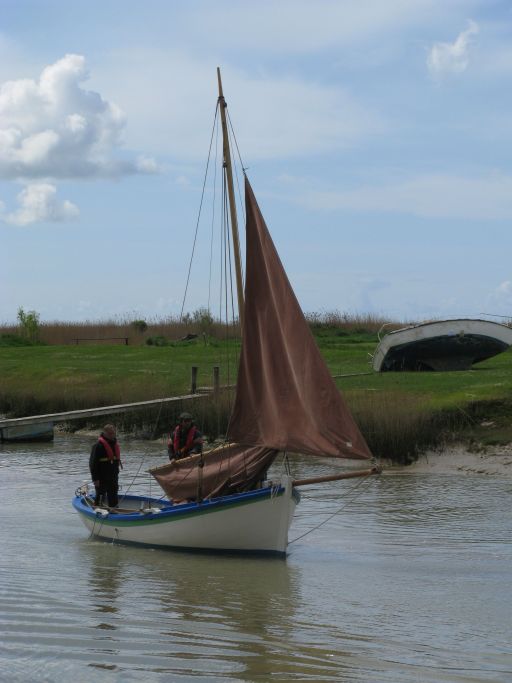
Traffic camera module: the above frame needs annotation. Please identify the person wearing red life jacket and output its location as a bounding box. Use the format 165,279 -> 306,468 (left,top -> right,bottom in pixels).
167,412 -> 204,460
89,424 -> 123,507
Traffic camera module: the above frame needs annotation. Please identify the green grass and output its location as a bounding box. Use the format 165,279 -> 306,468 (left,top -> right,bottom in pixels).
336,348 -> 512,409
1,330 -> 511,413
1,328 -> 511,462
0,340 -> 242,412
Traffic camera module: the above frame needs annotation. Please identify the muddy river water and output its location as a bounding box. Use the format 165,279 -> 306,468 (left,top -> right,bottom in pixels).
1,436 -> 511,682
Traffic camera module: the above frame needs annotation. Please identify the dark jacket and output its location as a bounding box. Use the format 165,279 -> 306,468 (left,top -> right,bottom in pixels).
89,435 -> 121,483
168,424 -> 203,459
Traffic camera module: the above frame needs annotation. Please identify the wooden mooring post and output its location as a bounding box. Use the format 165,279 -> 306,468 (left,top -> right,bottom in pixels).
213,366 -> 220,397
190,366 -> 198,394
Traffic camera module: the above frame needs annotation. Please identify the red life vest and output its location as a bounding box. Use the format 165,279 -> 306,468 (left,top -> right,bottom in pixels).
98,436 -> 121,462
172,425 -> 198,455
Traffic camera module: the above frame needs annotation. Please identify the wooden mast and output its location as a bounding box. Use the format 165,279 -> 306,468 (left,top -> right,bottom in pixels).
217,67 -> 244,328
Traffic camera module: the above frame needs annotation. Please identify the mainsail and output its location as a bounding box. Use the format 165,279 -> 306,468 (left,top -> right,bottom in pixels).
227,177 -> 372,461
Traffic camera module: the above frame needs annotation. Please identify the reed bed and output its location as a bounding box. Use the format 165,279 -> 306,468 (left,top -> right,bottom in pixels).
0,315 -> 235,346
44,389 -> 430,463
53,389 -> 465,465
305,310 -> 403,334
348,391 -> 444,464
0,311 -> 403,346
0,371 -> 502,464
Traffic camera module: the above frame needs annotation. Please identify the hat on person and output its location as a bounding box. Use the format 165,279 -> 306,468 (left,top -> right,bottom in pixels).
179,412 -> 193,421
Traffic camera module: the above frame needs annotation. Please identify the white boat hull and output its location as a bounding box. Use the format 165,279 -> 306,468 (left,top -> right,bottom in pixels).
373,318 -> 512,371
73,477 -> 298,555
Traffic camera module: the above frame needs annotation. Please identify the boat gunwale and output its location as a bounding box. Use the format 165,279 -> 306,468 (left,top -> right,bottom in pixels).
72,486 -> 286,526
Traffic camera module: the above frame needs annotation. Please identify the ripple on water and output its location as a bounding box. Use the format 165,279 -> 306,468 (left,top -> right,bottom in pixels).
0,438 -> 511,682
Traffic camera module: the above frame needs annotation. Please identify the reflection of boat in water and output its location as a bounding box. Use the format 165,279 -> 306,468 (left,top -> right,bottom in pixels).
72,69 -> 379,555
373,318 -> 512,371
79,539 -> 300,679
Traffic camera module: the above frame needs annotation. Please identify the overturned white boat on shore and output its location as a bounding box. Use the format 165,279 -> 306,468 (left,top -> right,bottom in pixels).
373,318 -> 512,372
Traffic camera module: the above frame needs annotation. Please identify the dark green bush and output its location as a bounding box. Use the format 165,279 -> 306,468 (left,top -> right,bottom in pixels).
0,334 -> 45,347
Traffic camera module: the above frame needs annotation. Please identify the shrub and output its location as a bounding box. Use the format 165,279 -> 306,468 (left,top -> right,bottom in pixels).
192,308 -> 215,337
0,333 -> 32,347
132,319 -> 148,333
145,335 -> 169,347
17,307 -> 41,343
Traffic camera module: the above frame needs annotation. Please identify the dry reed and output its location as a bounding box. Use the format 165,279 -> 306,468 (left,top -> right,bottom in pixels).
348,390 -> 444,464
0,311 -> 405,345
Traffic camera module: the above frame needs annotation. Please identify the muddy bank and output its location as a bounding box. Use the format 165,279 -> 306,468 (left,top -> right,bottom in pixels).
388,443 -> 512,476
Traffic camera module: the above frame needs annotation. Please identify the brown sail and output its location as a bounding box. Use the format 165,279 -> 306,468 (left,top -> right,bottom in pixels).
226,177 -> 372,461
151,444 -> 278,501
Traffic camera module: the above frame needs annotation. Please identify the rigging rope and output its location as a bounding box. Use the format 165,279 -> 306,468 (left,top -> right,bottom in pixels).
98,400 -> 167,513
207,114 -> 220,312
288,473 -> 376,545
227,109 -> 247,174
180,102 -> 219,321
220,169 -> 237,394
227,112 -> 247,242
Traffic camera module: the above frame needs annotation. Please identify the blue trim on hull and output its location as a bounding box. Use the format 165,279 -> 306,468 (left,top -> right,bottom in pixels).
72,486 -> 289,556
72,486 -> 285,525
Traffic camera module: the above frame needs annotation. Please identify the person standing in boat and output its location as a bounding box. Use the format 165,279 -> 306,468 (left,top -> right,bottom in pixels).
167,412 -> 203,460
89,424 -> 123,507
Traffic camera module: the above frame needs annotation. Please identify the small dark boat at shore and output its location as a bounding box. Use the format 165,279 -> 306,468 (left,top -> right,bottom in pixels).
0,421 -> 54,442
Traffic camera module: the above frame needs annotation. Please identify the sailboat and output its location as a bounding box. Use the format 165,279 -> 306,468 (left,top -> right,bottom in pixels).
72,70 -> 380,555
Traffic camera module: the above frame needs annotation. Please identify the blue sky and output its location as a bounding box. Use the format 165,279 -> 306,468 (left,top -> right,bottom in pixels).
1,0 -> 512,323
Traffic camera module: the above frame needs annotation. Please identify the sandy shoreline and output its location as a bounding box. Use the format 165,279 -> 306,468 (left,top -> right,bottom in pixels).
389,443 -> 512,476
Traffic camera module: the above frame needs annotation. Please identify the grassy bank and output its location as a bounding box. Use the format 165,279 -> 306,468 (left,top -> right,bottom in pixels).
1,326 -> 511,463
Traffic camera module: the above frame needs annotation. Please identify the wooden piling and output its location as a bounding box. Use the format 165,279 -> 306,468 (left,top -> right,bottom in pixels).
190,366 -> 198,394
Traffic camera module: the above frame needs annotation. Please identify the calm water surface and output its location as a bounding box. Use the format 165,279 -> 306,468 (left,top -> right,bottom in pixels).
0,436 -> 511,682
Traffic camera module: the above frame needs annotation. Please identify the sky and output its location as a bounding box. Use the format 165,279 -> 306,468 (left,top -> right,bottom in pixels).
1,0 -> 512,324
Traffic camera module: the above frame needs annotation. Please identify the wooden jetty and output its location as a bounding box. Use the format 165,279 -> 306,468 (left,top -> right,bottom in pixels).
0,366 -> 223,442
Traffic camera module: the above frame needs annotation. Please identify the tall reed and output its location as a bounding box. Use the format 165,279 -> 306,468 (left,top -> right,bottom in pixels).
348,391 -> 444,464
305,310 -> 405,334
0,311 -> 405,346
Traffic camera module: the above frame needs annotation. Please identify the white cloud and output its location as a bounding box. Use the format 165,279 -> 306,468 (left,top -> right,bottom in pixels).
290,171 -> 512,220
2,182 -> 79,226
427,20 -> 479,77
0,54 -> 157,179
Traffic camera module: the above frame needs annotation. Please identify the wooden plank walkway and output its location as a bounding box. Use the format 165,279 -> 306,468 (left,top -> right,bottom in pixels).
0,369 -> 372,431
0,393 -> 205,429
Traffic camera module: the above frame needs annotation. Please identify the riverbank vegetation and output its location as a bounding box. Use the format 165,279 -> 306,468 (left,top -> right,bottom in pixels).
0,310 -> 391,346
1,314 -> 511,463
